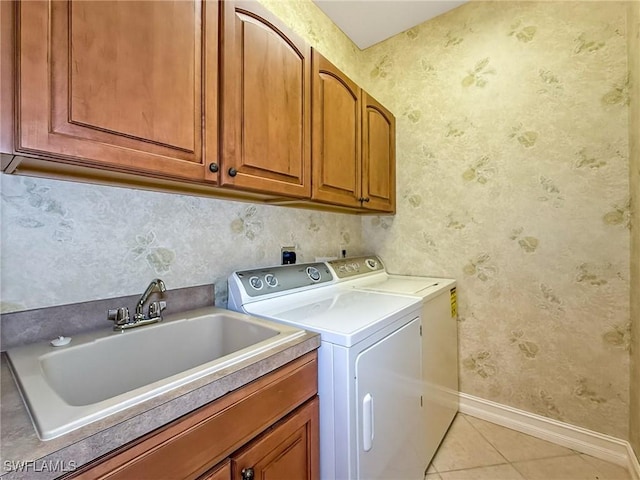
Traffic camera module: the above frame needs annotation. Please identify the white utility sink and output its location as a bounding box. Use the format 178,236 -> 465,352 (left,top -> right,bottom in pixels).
6,307 -> 305,440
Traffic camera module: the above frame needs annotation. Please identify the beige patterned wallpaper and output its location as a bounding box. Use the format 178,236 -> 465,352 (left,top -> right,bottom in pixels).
628,0 -> 640,461
359,2 -> 631,438
0,176 -> 364,311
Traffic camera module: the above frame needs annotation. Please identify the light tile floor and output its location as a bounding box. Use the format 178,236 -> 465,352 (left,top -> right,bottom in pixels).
426,414 -> 632,480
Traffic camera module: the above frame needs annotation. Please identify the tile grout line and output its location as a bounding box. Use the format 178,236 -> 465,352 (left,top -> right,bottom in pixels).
459,413 -> 512,465
465,414 -> 557,480
434,460 -> 513,474
459,392 -> 632,469
458,413 -> 594,480
463,412 -> 586,463
431,413 -> 633,480
431,413 -> 512,475
427,413 -> 461,475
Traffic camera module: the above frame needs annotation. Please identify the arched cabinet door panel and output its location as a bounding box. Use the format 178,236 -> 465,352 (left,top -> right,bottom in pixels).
311,49 -> 396,213
17,0 -> 218,183
311,50 -> 361,208
362,92 -> 396,213
221,1 -> 311,198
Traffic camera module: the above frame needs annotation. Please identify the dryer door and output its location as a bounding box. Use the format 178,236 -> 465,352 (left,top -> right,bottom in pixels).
355,316 -> 423,479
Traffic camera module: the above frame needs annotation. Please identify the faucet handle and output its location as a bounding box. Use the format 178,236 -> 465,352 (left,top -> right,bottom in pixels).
148,301 -> 167,320
108,307 -> 130,325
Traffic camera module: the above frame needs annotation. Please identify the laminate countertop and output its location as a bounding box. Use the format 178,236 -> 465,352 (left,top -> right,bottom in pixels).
0,328 -> 320,480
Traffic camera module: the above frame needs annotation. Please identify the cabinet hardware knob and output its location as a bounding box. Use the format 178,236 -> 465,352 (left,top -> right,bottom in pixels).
208,163 -> 219,173
363,197 -> 370,203
358,197 -> 364,202
228,167 -> 238,177
241,467 -> 254,480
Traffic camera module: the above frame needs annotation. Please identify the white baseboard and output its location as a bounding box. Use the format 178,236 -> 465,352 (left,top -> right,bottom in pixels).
458,392 -> 640,480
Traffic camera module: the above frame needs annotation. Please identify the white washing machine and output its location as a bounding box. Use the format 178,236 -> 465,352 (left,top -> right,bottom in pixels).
227,262 -> 425,479
326,256 -> 459,470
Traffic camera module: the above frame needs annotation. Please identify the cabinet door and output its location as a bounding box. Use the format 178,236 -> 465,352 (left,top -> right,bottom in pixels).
221,1 -> 311,198
17,0 -> 218,183
231,398 -> 319,480
200,460 -> 231,480
311,50 -> 361,208
361,92 -> 396,213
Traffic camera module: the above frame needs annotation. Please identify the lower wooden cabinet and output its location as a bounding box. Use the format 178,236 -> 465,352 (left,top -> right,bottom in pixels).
67,352 -> 318,480
200,461 -> 231,480
229,397 -> 319,480
199,397 -> 319,480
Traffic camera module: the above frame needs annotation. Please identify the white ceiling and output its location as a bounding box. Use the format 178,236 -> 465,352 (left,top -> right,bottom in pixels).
313,1 -> 467,49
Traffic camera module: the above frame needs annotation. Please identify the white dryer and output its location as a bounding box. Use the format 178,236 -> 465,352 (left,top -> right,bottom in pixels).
327,256 -> 459,469
227,262 -> 425,480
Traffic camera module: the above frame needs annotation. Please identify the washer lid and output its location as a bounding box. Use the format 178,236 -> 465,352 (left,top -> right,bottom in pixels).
355,276 -> 456,299
243,288 -> 420,347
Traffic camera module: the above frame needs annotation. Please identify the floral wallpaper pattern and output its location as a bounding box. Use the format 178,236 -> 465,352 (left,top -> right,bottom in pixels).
628,0 -> 640,461
0,176 -> 363,311
359,2 -> 631,439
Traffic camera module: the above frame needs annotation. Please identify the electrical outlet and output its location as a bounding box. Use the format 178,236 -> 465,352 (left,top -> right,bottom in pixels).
281,246 -> 296,265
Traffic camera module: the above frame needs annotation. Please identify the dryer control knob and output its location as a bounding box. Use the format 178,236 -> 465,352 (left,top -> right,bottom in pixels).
306,266 -> 321,282
264,274 -> 278,288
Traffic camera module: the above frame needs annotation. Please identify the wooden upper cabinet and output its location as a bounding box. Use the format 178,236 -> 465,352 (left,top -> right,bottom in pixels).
312,50 -> 396,213
221,1 -> 311,198
311,50 -> 361,208
362,92 -> 396,213
16,0 -> 218,183
12,1 -> 393,213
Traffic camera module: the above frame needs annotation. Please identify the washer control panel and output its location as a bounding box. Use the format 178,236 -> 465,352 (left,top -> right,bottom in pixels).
234,262 -> 333,297
327,255 -> 385,279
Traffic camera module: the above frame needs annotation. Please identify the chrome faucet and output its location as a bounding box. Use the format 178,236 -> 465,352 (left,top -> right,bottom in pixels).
134,278 -> 166,322
108,278 -> 167,331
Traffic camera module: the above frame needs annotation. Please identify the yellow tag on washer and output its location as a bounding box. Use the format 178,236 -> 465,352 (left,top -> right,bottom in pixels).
450,287 -> 457,318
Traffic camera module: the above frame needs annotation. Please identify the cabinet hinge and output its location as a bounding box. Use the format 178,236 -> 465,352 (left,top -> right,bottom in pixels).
420,395 -> 423,407
419,325 -> 422,336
